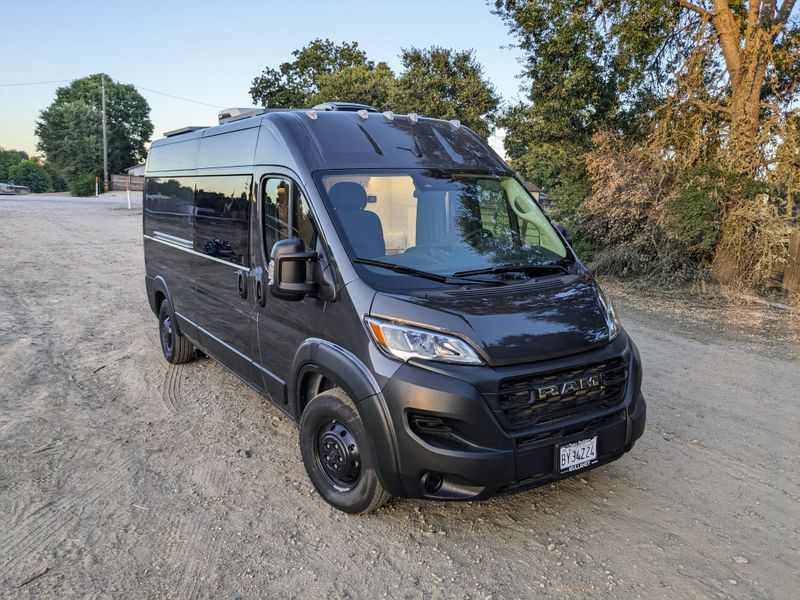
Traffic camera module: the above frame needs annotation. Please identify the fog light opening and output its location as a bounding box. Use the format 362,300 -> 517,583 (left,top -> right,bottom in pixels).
421,471 -> 443,495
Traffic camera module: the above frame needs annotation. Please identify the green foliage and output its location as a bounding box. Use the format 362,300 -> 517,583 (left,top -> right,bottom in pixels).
36,101 -> 102,185
8,159 -> 52,193
493,0 -> 620,213
495,0 -> 799,288
250,39 -> 372,108
664,165 -> 727,260
250,41 -> 499,139
69,173 -> 97,197
393,47 -> 500,139
0,147 -> 29,182
43,163 -> 68,192
48,74 -> 153,174
314,63 -> 396,110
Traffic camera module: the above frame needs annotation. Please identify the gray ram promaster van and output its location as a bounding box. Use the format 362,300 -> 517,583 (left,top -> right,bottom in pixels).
143,102 -> 646,513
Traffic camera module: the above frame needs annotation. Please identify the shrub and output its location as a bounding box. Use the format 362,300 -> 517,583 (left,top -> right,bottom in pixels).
69,174 -> 97,197
8,159 -> 52,193
0,147 -> 29,182
664,164 -> 726,261
43,164 -> 68,192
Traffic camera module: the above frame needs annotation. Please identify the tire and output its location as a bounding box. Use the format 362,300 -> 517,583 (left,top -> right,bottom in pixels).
158,300 -> 194,364
299,388 -> 390,514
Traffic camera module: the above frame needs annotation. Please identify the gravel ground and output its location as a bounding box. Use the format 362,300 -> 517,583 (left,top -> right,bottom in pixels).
0,194 -> 798,599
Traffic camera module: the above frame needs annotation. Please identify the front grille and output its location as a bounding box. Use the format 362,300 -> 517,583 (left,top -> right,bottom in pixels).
491,358 -> 627,431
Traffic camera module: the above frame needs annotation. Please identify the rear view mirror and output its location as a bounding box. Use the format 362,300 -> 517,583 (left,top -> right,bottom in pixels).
556,225 -> 573,246
269,238 -> 317,301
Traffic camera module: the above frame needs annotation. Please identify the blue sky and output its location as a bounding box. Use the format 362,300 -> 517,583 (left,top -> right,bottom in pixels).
0,0 -> 527,158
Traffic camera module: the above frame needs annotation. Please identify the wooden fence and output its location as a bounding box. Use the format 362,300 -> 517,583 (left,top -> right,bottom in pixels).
110,174 -> 144,192
784,229 -> 800,295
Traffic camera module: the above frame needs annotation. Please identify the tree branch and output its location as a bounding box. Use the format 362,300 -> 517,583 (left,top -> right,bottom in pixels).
679,0 -> 713,17
710,0 -> 743,79
746,1 -> 760,39
776,0 -> 798,25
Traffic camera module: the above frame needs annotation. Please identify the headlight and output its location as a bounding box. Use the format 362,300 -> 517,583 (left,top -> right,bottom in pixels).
597,285 -> 621,341
365,317 -> 483,365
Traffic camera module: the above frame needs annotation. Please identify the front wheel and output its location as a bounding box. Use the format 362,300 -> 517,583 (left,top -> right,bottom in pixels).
299,388 -> 390,514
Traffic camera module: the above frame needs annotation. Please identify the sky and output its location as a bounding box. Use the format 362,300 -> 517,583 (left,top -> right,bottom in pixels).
0,0 -> 528,161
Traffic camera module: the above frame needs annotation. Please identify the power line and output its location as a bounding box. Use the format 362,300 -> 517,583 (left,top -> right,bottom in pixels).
114,79 -> 225,109
0,77 -> 226,109
0,79 -> 71,87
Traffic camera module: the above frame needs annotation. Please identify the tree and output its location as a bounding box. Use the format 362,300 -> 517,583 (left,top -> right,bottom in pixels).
250,41 -> 500,139
42,162 -> 68,192
8,159 -> 52,193
250,40 -> 373,108
496,0 -> 799,175
394,47 -> 500,139
493,2 -> 620,219
36,101 -> 102,184
0,148 -> 29,182
495,0 -> 800,286
46,74 -> 153,174
313,62 -> 396,110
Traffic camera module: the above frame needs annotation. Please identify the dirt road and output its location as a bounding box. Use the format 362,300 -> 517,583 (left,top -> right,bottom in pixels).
1,195 -> 797,599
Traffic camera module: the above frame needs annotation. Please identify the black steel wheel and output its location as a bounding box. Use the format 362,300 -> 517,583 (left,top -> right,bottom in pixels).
317,420 -> 362,491
158,300 -> 194,364
300,388 -> 390,514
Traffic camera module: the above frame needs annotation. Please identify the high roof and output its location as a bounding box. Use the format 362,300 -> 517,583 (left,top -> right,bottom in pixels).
147,109 -> 509,175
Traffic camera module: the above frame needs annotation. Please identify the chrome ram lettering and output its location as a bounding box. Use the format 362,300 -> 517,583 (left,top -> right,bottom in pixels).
534,375 -> 602,401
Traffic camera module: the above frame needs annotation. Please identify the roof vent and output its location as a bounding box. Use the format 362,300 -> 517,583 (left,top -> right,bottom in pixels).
311,102 -> 378,113
218,107 -> 266,124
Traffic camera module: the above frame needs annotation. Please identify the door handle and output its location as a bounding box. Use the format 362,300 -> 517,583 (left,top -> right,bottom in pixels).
237,271 -> 248,299
255,276 -> 266,307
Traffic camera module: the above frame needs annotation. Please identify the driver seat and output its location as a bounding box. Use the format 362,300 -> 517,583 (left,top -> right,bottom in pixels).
328,182 -> 386,258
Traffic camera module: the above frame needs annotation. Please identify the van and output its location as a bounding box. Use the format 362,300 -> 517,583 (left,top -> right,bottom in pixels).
143,103 -> 646,513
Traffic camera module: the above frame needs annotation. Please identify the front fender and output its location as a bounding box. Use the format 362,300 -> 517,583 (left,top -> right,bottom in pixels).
289,338 -> 403,495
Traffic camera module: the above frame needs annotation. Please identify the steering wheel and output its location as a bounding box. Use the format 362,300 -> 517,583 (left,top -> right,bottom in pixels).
463,228 -> 494,244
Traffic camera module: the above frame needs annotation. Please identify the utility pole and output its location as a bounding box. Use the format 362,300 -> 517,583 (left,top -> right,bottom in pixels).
101,74 -> 109,193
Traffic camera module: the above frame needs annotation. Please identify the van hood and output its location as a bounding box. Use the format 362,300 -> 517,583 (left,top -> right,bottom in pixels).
369,274 -> 611,366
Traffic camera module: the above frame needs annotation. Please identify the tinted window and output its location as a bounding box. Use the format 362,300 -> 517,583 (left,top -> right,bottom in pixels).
194,176 -> 252,266
147,139 -> 200,171
262,177 -> 317,258
198,128 -> 259,169
144,177 -> 195,240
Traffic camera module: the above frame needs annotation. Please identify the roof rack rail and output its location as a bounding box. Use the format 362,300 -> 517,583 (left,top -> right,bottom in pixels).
163,126 -> 208,137
311,102 -> 378,113
218,107 -> 268,124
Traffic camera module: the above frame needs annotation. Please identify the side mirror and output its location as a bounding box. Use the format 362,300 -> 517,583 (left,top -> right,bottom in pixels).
269,238 -> 317,301
556,225 -> 573,246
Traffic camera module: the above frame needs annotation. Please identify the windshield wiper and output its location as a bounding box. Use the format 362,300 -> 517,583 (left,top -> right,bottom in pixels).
353,258 -> 504,286
452,262 -> 568,278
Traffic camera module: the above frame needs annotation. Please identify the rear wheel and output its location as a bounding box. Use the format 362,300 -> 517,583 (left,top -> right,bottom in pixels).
299,388 -> 390,514
158,300 -> 194,364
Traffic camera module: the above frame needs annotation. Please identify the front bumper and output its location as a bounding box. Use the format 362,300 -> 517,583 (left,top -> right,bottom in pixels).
359,333 -> 646,500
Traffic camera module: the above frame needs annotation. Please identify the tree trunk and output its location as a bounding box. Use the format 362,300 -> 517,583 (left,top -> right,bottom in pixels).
725,43 -> 769,177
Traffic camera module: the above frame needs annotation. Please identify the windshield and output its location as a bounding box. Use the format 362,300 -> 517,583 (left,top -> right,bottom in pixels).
316,170 -> 572,287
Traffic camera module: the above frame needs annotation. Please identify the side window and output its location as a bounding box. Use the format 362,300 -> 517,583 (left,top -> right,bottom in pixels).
262,177 -> 317,258
194,175 -> 251,266
144,176 -> 195,240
